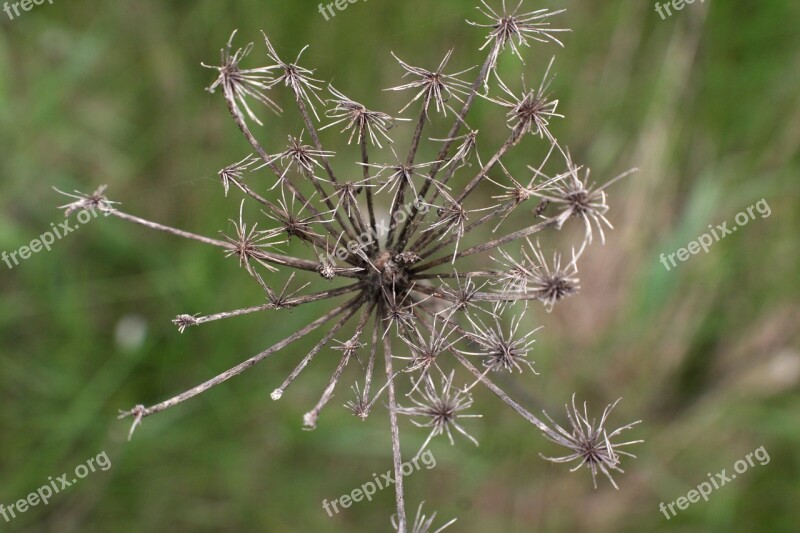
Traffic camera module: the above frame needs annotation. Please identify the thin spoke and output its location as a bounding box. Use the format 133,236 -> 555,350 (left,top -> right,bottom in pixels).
384,331 -> 407,532
272,295 -> 365,398
413,218 -> 556,273
119,294 -> 365,430
182,283 -> 364,328
394,43 -> 500,252
304,300 -> 377,427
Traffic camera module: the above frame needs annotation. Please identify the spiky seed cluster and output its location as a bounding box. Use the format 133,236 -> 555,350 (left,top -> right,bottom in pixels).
262,34 -> 324,119
540,395 -> 643,489
398,320 -> 461,392
386,49 -> 474,115
532,150 -> 638,255
172,314 -> 199,333
269,132 -> 335,185
54,185 -> 118,216
395,371 -> 482,456
462,313 -> 539,373
202,30 -> 281,125
345,382 -> 372,420
469,0 -> 569,75
435,272 -> 489,318
219,155 -> 261,197
496,238 -> 581,312
487,57 -> 561,142
223,201 -> 286,278
323,85 -> 400,147
62,4 -> 642,529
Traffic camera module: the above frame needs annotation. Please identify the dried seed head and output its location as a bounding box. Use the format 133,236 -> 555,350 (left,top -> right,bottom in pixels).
496,239 -> 580,311
55,185 -> 118,217
397,320 -> 461,391
532,149 -> 637,255
87,13 -> 641,526
262,34 -> 324,119
361,146 -> 439,202
317,255 -> 337,280
323,85 -> 400,147
488,57 -> 561,142
530,250 -> 580,312
469,0 -> 569,75
433,127 -> 480,170
435,272 -> 490,318
222,201 -> 286,273
172,314 -> 199,334
202,30 -> 281,125
423,187 -> 469,245
463,313 -> 539,373
325,181 -> 370,218
382,286 -> 424,336
345,383 -> 371,420
541,395 -> 642,489
396,370 -> 482,456
485,150 -> 564,232
267,189 -> 331,243
265,273 -> 310,309
269,132 -> 335,186
332,337 -> 366,359
386,49 -> 474,115
218,154 -> 262,197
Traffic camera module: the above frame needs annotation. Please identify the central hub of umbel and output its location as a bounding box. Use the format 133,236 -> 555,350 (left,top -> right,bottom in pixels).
365,250 -> 419,299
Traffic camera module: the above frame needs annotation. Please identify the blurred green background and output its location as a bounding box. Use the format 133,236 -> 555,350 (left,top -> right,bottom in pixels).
1,0 -> 798,531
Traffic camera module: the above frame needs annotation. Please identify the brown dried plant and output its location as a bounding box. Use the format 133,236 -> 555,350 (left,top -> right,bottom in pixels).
60,2 -> 641,529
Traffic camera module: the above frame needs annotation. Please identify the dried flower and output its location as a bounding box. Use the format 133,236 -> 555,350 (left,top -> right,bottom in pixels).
397,318 -> 461,392
495,238 -> 580,311
266,188 -> 332,243
462,312 -> 540,373
540,395 -> 643,489
222,200 -> 286,276
360,145 -> 439,203
202,30 -> 281,125
268,132 -> 335,186
386,49 -> 474,115
345,382 -> 372,420
486,57 -> 561,142
322,85 -> 400,147
54,185 -> 117,216
262,34 -> 324,119
432,126 -> 480,170
172,314 -> 199,334
432,272 -> 491,319
64,6 -> 641,529
218,154 -> 262,197
532,149 -> 638,255
396,370 -> 482,456
468,0 -> 569,76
